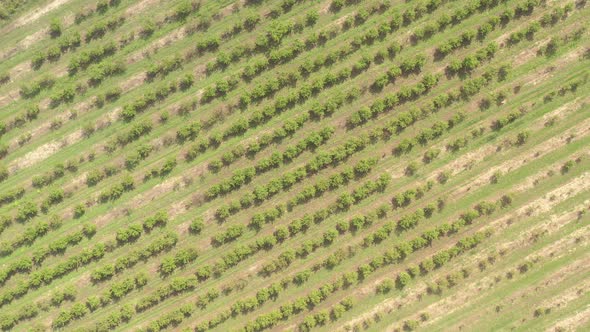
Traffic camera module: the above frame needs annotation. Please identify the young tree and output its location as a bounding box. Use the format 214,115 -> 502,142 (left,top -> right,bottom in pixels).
396,271 -> 411,289
49,18 -> 62,38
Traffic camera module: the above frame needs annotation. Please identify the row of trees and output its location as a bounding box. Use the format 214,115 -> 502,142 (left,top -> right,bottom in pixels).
32,31 -> 81,69
396,230 -> 491,291
0,303 -> 38,330
213,6 -> 423,138
238,274 -> 357,331
507,21 -> 541,45
286,157 -> 378,210
159,248 -> 198,275
39,9 -> 123,68
261,183 -> 433,276
0,221 -> 51,258
249,205 -> 284,231
176,121 -> 201,142
239,0 -> 401,85
237,35 -> 378,108
19,75 -> 55,99
98,175 -> 134,202
125,144 -> 153,170
119,76 -> 192,122
49,286 -> 77,307
239,200 -> 498,331
15,200 -> 38,223
348,73 -> 440,127
85,15 -> 125,43
206,133 -> 372,202
336,174 -> 391,211
40,188 -> 65,212
54,272 -> 146,328
184,84 -> 359,164
202,7 -> 384,131
0,103 -> 43,143
393,113 -> 464,156
446,42 -> 498,76
0,187 -> 25,208
144,211 -> 170,231
298,298 -> 354,331
68,41 -> 117,74
31,224 -> 95,266
300,231 -> 491,330
144,303 -> 195,332
371,54 -> 425,91
146,56 -> 183,80
105,232 -> 178,280
91,231 -> 178,283
273,196 -> 504,323
196,194 -> 503,330
544,75 -> 586,103
0,243 -> 106,308
213,128 -> 335,220
88,60 -> 126,86
113,120 -> 153,147
92,304 -> 133,332
411,0 -> 503,43
136,276 -> 198,312
540,4 -> 573,27
73,0 -> 122,25
205,114 -> 310,172
284,176 -> 389,239
226,10 -> 332,72
491,109 -> 527,131
0,257 -> 32,285
354,67 -> 506,159
436,0 -> 541,58
86,164 -> 120,187
26,0 -> 286,122
199,0 -> 337,78
95,86 -> 123,108
115,224 -> 142,244
211,225 -> 245,246
31,160 -> 78,188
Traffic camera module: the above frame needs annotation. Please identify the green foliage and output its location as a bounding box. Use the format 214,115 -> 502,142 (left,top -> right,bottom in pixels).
20,75 -> 55,98
141,18 -> 157,38
48,18 -> 62,38
98,175 -> 134,202
396,271 -> 412,289
160,248 -> 198,276
189,218 -> 204,234
144,211 -> 169,231
88,60 -> 125,86
176,121 -> 201,142
376,279 -> 394,294
173,1 -> 193,21
515,131 -> 530,146
211,225 -> 245,246
116,224 -> 142,244
16,200 -> 38,223
136,276 -> 198,312
0,0 -> 580,328
68,41 -> 117,74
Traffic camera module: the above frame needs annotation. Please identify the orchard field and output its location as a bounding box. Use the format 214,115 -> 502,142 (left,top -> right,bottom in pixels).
0,0 -> 589,331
